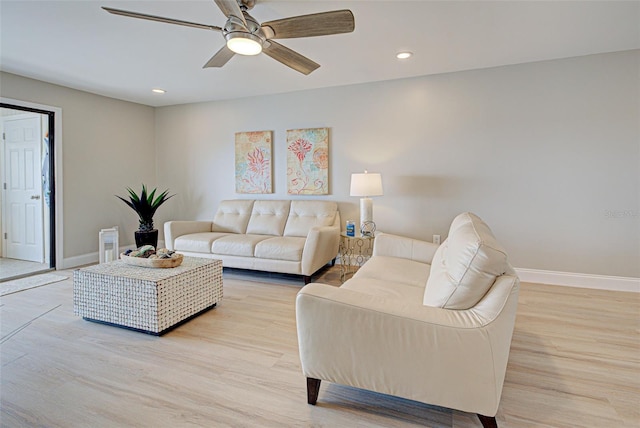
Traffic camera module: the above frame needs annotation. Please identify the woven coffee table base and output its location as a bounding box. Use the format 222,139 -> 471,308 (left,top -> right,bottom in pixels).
73,257 -> 223,335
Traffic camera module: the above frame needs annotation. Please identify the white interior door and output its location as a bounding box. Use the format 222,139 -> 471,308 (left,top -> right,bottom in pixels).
2,114 -> 44,262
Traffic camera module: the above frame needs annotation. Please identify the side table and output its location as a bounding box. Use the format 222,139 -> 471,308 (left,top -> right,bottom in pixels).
338,233 -> 375,281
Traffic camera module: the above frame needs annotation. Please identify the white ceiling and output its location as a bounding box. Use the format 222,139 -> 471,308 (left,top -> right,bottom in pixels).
1,1 -> 638,107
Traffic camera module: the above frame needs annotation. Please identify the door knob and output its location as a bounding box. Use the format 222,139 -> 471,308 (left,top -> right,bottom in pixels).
31,195 -> 41,200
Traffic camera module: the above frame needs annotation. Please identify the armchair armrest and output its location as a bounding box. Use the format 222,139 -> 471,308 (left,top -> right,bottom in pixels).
373,232 -> 439,264
164,220 -> 213,251
301,225 -> 340,276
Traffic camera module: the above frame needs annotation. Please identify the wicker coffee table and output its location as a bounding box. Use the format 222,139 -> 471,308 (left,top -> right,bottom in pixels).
73,257 -> 223,335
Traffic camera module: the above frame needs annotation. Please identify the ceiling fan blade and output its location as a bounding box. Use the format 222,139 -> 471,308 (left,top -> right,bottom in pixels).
102,7 -> 221,32
203,45 -> 236,68
214,0 -> 247,26
262,41 -> 320,75
262,10 -> 354,39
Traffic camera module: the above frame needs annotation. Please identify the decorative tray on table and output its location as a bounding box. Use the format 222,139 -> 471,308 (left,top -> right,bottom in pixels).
120,246 -> 183,268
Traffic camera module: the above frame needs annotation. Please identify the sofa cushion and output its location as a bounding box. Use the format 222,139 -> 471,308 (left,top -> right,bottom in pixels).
211,200 -> 254,234
283,201 -> 337,237
212,234 -> 270,257
246,200 -> 291,236
174,232 -> 230,253
254,236 -> 306,261
423,212 -> 508,310
354,256 -> 430,288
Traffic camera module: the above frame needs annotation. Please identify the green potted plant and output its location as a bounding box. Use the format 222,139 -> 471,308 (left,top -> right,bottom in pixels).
117,184 -> 174,248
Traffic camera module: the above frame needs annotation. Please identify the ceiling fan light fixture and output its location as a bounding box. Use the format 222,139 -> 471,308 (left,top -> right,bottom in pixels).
226,32 -> 263,55
103,3 -> 356,74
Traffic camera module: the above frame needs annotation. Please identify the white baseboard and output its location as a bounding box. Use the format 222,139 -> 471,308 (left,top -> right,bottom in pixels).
60,252 -> 98,270
515,268 -> 640,293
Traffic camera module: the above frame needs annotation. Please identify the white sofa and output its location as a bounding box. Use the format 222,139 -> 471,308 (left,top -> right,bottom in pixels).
164,199 -> 341,283
296,212 -> 520,428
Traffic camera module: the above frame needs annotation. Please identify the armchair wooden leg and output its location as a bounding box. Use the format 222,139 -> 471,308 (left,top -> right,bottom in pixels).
306,377 -> 321,405
477,414 -> 498,428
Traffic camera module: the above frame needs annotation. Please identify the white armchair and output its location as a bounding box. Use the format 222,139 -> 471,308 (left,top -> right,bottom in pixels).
296,213 -> 520,427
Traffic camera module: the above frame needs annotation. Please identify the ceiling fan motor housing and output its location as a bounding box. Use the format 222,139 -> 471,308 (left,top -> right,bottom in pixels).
223,14 -> 265,46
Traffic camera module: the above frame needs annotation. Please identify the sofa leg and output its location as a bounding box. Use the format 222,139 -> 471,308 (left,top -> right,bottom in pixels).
307,378 -> 321,405
477,414 -> 497,428
303,275 -> 312,285
330,257 -> 336,267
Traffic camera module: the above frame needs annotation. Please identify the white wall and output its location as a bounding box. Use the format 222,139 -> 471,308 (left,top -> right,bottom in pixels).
156,50 -> 639,278
0,72 -> 156,263
1,51 -> 636,278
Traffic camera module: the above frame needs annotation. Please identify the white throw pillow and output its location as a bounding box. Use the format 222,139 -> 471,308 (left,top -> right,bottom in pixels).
423,212 -> 508,310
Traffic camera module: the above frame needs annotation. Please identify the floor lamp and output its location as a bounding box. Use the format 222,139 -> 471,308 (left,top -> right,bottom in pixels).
350,171 -> 383,236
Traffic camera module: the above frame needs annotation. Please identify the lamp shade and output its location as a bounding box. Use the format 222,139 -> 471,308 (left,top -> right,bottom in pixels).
350,172 -> 383,197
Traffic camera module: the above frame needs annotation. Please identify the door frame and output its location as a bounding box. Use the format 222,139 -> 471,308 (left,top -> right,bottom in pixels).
1,98 -> 63,270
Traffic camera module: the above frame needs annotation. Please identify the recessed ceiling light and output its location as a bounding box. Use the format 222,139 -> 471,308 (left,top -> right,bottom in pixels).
396,52 -> 413,60
152,88 -> 166,94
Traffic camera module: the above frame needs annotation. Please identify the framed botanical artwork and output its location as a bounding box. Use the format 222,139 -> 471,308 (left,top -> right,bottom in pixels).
235,130 -> 273,194
286,127 -> 329,195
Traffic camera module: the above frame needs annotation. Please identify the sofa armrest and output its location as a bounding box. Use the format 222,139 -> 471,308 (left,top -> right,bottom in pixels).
296,280 -> 519,415
373,232 -> 439,264
164,221 -> 213,250
300,225 -> 340,276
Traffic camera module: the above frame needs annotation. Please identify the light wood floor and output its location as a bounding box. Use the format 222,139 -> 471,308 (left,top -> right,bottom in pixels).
1,266 -> 638,427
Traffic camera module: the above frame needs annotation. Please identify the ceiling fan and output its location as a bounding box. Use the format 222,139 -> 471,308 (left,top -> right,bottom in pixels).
103,0 -> 355,75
